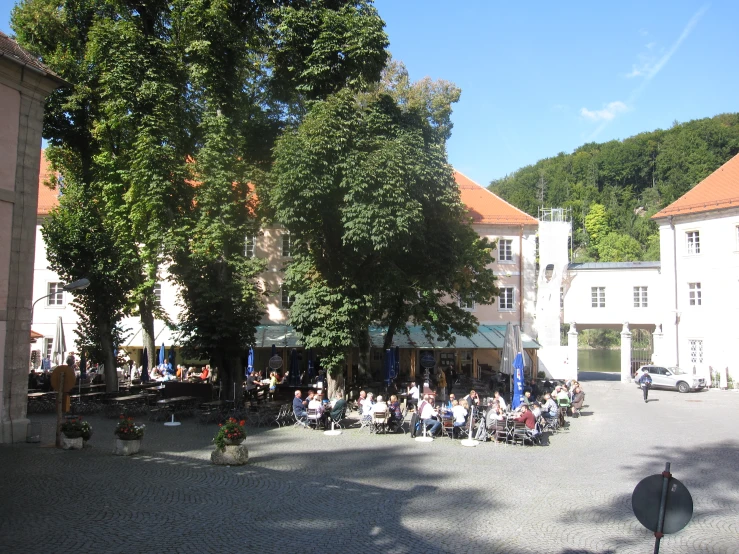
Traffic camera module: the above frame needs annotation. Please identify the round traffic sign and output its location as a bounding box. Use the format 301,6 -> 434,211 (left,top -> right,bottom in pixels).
420,353 -> 436,369
632,474 -> 693,534
268,355 -> 283,370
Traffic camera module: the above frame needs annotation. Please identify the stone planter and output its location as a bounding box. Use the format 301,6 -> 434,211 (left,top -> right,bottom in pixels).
61,435 -> 84,450
114,438 -> 142,456
223,438 -> 245,446
211,444 -> 249,466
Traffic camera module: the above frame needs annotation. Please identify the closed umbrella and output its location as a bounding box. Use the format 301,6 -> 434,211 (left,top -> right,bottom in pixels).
159,343 -> 165,367
384,348 -> 393,386
307,349 -> 315,380
394,346 -> 400,379
79,351 -> 87,381
51,316 -> 66,365
246,347 -> 254,377
290,348 -> 300,386
141,347 -> 149,383
511,353 -> 525,410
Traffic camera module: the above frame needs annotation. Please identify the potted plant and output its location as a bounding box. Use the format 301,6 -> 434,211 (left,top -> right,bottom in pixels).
80,420 -> 93,444
113,416 -> 145,456
213,418 -> 247,451
60,417 -> 86,450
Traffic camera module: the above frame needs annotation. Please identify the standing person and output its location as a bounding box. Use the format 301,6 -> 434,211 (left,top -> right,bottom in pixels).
637,370 -> 652,403
406,382 -> 419,411
65,352 -> 76,370
436,370 -> 447,404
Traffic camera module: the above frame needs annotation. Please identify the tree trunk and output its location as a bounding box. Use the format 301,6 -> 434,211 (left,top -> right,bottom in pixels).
327,370 -> 345,400
358,327 -> 370,380
99,322 -> 119,393
139,300 -> 156,371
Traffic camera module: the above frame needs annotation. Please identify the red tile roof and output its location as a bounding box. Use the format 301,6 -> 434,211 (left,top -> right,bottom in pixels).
652,153 -> 739,219
37,150 -> 59,215
455,170 -> 538,225
0,30 -> 65,82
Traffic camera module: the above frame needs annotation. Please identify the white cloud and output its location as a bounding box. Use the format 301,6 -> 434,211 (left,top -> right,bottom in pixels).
580,101 -> 629,122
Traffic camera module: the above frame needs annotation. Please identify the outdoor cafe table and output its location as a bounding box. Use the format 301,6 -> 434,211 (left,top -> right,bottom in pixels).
157,396 -> 197,426
28,392 -> 53,399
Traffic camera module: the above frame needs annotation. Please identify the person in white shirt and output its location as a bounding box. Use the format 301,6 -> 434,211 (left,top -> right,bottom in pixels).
372,395 -> 388,413
362,393 -> 375,416
493,390 -> 507,412
407,382 -> 419,410
451,399 -> 468,437
419,394 -> 441,436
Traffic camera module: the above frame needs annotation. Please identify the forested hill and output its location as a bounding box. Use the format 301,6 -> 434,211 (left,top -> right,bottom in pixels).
488,113 -> 739,262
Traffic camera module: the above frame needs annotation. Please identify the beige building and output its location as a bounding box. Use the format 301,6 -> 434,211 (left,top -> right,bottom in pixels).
32,167 -> 542,383
1,31 -> 65,443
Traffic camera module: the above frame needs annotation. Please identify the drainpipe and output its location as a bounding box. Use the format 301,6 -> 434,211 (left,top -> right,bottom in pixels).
519,225 -> 524,329
670,216 -> 679,366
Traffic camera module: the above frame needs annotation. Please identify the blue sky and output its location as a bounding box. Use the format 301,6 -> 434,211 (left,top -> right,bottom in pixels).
3,1 -> 737,185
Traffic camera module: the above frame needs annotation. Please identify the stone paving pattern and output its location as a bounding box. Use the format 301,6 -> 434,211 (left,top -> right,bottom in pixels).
1,377 -> 738,554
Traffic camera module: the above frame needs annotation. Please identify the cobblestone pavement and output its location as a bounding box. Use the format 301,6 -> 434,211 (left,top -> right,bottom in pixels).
1,380 -> 738,554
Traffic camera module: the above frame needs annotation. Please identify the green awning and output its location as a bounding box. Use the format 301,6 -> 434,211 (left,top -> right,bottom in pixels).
369,324 -> 539,350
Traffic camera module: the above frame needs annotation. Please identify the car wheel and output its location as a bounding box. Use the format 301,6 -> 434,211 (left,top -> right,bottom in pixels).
677,382 -> 690,394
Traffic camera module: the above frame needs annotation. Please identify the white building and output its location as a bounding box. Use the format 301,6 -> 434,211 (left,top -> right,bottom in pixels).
651,152 -> 739,384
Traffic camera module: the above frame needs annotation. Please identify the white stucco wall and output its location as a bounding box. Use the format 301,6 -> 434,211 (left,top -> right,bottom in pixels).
656,207 -> 739,381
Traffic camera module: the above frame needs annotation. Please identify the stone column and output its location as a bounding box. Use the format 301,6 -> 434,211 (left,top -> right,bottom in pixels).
620,322 -> 632,383
567,322 -> 578,382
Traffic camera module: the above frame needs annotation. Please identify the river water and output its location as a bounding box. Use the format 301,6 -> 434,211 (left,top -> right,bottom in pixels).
577,349 -> 620,373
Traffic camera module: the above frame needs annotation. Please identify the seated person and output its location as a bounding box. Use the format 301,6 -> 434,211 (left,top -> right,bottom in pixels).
513,404 -> 538,435
522,391 -> 533,406
556,386 -> 570,403
308,392 -> 327,426
357,390 -> 367,411
200,366 -> 210,381
372,395 -> 388,414
245,373 -> 258,399
493,390 -> 507,412
329,398 -> 347,424
486,402 -> 505,428
571,387 -> 585,415
418,394 -> 441,436
451,400 -> 468,436
444,394 -> 456,413
303,390 -> 316,407
530,401 -> 542,419
362,393 -> 375,416
292,390 -> 308,422
463,390 -> 480,412
541,393 -> 559,424
388,395 -> 402,423
269,372 -> 278,393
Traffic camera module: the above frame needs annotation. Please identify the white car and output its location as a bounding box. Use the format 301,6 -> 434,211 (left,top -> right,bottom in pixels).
635,365 -> 706,393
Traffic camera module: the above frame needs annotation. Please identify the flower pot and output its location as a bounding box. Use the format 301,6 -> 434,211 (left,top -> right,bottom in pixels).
211,443 -> 249,466
61,435 -> 84,450
114,438 -> 142,456
223,438 -> 245,446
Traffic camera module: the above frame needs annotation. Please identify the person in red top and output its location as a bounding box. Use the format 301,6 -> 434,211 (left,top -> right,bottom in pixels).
200,366 -> 210,380
513,404 -> 537,432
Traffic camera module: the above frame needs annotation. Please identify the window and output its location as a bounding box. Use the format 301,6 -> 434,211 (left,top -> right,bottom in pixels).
282,232 -> 291,257
688,282 -> 701,306
499,287 -> 514,311
498,239 -> 513,262
245,235 -> 256,258
458,297 -> 475,310
689,339 -> 703,364
633,286 -> 648,308
153,284 -> 162,306
686,231 -> 700,255
591,287 -> 605,308
281,285 -> 293,309
47,282 -> 64,306
44,338 -> 53,360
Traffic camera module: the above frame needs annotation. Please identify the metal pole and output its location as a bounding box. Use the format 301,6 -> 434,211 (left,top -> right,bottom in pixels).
654,462 -> 672,554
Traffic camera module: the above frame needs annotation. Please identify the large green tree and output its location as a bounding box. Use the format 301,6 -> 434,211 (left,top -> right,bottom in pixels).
271,88 -> 498,397
13,0 -> 390,395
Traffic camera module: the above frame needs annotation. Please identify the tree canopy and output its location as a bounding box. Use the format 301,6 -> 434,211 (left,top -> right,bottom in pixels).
270,86 -> 498,389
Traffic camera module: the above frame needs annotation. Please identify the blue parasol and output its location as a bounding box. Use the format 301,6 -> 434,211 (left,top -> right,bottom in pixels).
159,343 -> 165,367
246,347 -> 254,377
141,347 -> 149,382
511,352 -> 525,409
384,348 -> 394,385
394,346 -> 400,379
